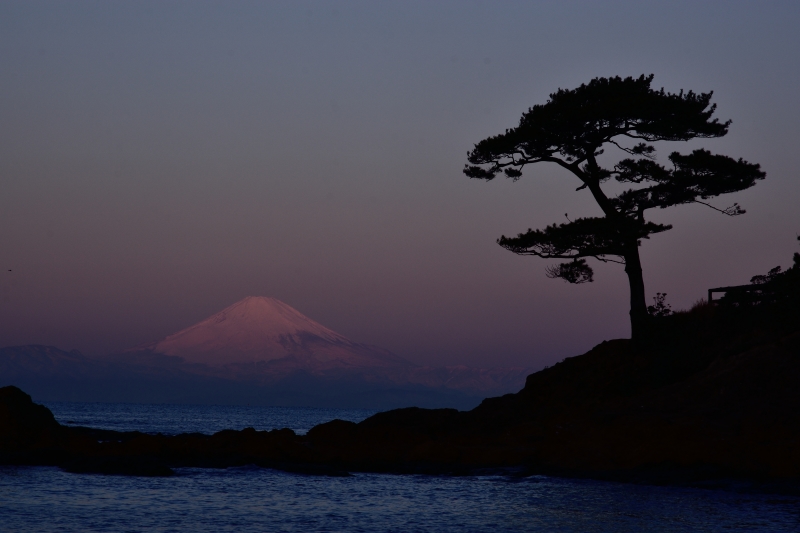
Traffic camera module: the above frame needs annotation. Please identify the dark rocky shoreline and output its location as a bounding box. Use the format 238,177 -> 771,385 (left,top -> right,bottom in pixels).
3,297 -> 800,493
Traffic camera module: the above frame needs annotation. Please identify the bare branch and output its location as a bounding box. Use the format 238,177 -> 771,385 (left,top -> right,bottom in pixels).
592,255 -> 626,265
692,200 -> 746,216
609,139 -> 656,159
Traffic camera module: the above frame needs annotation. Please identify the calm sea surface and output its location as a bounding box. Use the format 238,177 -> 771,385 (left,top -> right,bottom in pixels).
43,400 -> 380,436
0,402 -> 797,532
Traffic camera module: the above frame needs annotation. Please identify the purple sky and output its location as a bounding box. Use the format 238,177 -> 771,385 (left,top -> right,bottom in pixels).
1,1 -> 799,368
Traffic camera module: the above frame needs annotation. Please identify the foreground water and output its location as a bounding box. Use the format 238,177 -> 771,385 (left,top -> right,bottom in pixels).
0,402 -> 797,532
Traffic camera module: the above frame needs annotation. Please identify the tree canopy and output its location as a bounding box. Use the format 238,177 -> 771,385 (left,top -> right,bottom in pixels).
464,75 -> 765,338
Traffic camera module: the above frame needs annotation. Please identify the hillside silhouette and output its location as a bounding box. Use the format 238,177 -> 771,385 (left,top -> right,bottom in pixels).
0,245 -> 800,490
2,246 -> 799,488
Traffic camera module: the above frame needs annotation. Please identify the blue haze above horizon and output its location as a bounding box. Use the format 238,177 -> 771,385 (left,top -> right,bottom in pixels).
1,1 -> 799,369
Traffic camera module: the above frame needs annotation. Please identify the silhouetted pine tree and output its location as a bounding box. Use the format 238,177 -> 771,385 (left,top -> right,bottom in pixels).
465,75 -> 765,339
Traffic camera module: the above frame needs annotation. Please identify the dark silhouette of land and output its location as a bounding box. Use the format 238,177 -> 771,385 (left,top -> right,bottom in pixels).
2,247 -> 799,490
0,241 -> 797,496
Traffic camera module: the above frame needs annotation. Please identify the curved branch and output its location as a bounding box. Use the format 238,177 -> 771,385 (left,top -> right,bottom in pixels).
592,256 -> 626,265
692,200 -> 745,216
609,139 -> 656,159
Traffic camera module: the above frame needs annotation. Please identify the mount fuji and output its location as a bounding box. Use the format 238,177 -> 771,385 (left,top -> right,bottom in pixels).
136,296 -> 411,371
1,297 -> 532,409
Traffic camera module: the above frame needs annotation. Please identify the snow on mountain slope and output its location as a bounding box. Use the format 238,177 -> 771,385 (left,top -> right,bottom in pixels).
119,296 -> 532,396
139,296 -> 411,368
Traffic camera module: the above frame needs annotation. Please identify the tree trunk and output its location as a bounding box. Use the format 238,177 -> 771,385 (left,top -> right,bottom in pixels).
624,243 -> 649,340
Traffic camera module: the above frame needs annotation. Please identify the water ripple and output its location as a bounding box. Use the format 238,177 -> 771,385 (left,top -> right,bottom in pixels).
1,466 -> 799,532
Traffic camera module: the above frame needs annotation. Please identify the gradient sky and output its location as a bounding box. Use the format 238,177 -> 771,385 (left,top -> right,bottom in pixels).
1,1 -> 799,368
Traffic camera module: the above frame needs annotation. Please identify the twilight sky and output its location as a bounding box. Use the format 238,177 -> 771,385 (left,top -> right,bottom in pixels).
1,1 -> 799,368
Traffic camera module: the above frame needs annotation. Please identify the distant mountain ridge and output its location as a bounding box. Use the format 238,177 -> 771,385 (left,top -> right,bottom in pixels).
136,296 -> 410,369
0,297 -> 532,409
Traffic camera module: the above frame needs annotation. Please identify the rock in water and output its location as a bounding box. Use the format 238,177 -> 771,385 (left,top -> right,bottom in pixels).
0,385 -> 61,454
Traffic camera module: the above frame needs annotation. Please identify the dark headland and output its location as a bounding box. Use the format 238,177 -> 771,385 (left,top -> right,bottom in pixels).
2,266 -> 799,491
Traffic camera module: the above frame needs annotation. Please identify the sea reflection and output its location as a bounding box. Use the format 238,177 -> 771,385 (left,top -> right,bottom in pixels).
1,466 -> 798,532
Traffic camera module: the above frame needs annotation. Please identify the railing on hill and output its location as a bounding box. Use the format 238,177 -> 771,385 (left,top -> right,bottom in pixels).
707,285 -> 763,304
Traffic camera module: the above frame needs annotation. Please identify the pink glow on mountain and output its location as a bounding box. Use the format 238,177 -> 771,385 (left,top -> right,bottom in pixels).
141,296 -> 410,368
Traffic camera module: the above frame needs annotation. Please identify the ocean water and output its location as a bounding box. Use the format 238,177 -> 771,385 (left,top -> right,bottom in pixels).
0,402 -> 798,532
43,400 -> 379,436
